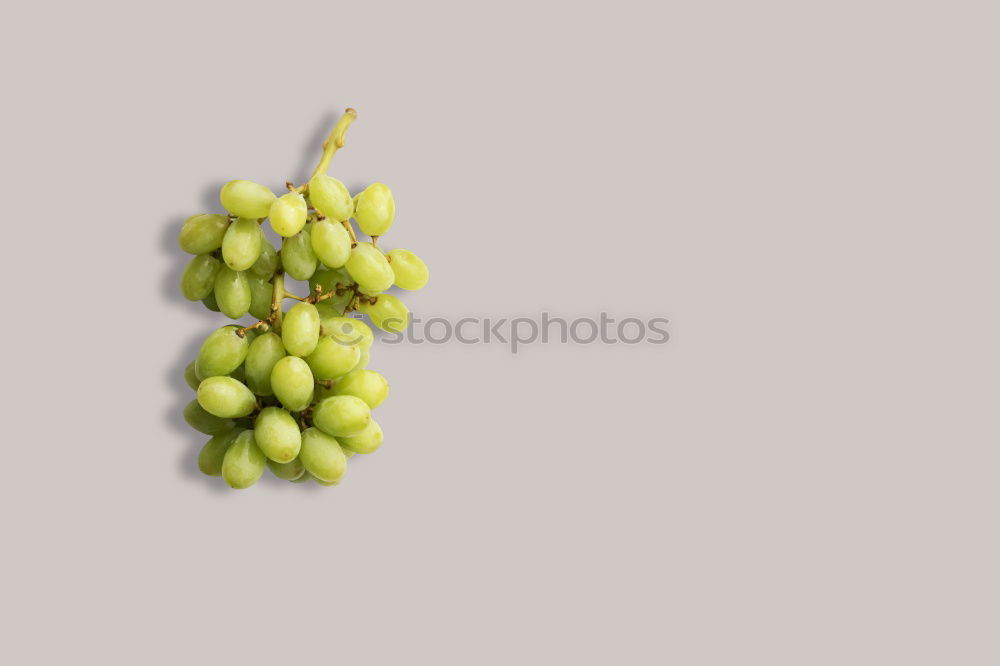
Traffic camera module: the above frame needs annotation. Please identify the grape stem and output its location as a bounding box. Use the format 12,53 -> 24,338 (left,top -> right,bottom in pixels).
283,291 -> 307,302
341,219 -> 358,248
270,272 -> 285,333
235,320 -> 270,338
310,108 -> 358,181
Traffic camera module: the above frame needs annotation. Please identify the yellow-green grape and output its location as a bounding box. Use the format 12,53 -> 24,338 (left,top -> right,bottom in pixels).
281,228 -> 318,280
341,444 -> 356,459
202,291 -> 221,312
183,399 -> 236,435
313,475 -> 341,486
353,349 -> 370,371
353,183 -> 395,236
333,369 -> 389,408
245,332 -> 285,396
248,275 -> 273,321
180,254 -> 221,301
184,361 -> 200,390
230,363 -> 247,383
313,395 -> 371,437
299,427 -> 348,483
360,294 -> 409,333
269,191 -> 308,237
222,217 -> 263,271
344,242 -> 393,293
254,407 -> 302,463
322,315 -> 374,351
267,457 -> 305,481
220,180 -> 276,218
179,214 -> 230,255
222,429 -> 267,489
250,239 -> 278,278
214,265 -> 251,319
270,356 -> 314,412
387,249 -> 428,290
198,428 -> 243,476
290,470 -> 314,483
195,325 -> 250,378
339,420 -> 383,454
282,302 -> 321,357
311,218 -> 352,268
197,376 -> 257,418
306,337 -> 361,380
308,174 -> 353,221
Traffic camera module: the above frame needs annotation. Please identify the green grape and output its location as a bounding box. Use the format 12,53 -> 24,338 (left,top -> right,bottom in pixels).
183,399 -> 236,435
387,249 -> 428,290
248,275 -> 273,321
184,361 -> 200,390
353,183 -> 395,236
197,376 -> 257,418
344,242 -> 393,293
230,363 -> 246,383
307,174 -> 353,221
198,428 -> 243,476
299,427 -> 347,483
222,429 -> 267,489
321,315 -> 374,351
310,266 -> 350,294
338,420 -> 383,454
269,191 -> 308,237
254,407 -> 302,463
245,332 -> 285,396
313,395 -> 371,437
311,218 -> 352,268
220,180 -> 276,218
214,265 -> 251,319
195,325 -> 250,378
282,302 -> 321,357
281,228 -> 318,280
333,369 -> 389,408
313,475 -> 341,486
202,291 -> 221,312
267,457 -> 305,481
360,293 -> 409,333
250,238 -> 278,278
180,254 -> 221,301
290,470 -> 314,483
341,445 -> 356,459
306,337 -> 361,380
222,217 -> 263,271
270,356 -> 314,412
179,214 -> 230,255
353,349 -> 370,371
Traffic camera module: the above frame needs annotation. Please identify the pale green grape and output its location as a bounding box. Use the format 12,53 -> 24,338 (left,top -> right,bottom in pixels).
353,349 -> 370,371
250,238 -> 278,278
282,302 -> 321,357
313,395 -> 370,437
281,228 -> 318,280
360,293 -> 409,333
267,457 -> 305,481
338,420 -> 383,454
344,242 -> 393,293
245,332 -> 286,396
321,315 -> 374,351
179,214 -> 230,255
312,475 -> 341,486
202,291 -> 221,312
306,337 -> 361,380
308,174 -> 353,221
222,429 -> 267,489
254,407 -> 302,463
180,254 -> 221,301
387,249 -> 428,290
198,428 -> 243,476
341,445 -> 356,459
195,325 -> 250,378
222,217 -> 263,271
184,361 -> 200,390
248,275 -> 273,321
353,183 -> 395,236
299,427 -> 347,483
197,376 -> 257,418
311,218 -> 352,268
333,369 -> 389,408
290,470 -> 314,482
183,399 -> 236,435
269,191 -> 308,237
220,180 -> 276,218
270,356 -> 314,412
214,265 -> 251,319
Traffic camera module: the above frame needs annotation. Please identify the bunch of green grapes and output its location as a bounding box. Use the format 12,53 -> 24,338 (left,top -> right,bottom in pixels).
177,109 -> 429,489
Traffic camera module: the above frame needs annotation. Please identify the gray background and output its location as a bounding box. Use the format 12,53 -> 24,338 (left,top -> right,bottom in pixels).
2,1 -> 997,663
